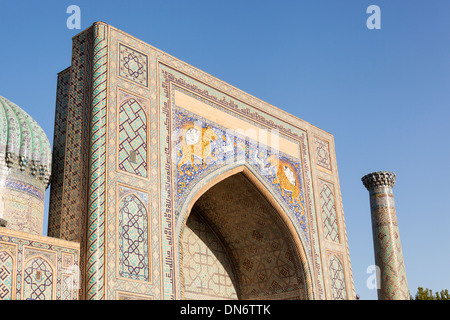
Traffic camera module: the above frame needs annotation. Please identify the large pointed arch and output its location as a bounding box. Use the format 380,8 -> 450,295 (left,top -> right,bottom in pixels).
175,163 -> 315,299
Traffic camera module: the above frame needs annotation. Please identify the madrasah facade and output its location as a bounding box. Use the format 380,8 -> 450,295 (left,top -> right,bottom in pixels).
0,22 -> 409,300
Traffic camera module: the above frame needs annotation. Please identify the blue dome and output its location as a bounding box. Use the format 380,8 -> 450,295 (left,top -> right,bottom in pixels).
0,96 -> 52,186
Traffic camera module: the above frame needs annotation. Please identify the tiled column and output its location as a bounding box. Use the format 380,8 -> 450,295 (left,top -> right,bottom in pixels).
361,171 -> 409,300
86,22 -> 108,300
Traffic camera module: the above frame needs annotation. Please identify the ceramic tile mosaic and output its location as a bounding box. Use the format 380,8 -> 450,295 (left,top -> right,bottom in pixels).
328,253 -> 347,300
314,136 -> 332,172
0,250 -> 14,299
48,68 -> 70,238
0,229 -> 80,300
319,180 -> 340,243
190,174 -> 306,300
362,171 -> 409,300
117,89 -> 149,178
118,43 -> 148,87
182,209 -> 238,300
85,23 -> 108,300
117,184 -> 150,282
44,22 -> 356,300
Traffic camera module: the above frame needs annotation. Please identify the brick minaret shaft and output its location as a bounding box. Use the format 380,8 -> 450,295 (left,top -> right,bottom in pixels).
362,171 -> 409,300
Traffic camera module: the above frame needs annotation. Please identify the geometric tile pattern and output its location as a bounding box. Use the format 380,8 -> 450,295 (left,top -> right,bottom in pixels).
96,27 -> 163,300
116,291 -> 153,300
118,44 -> 148,87
86,23 -> 108,300
328,254 -> 347,300
373,222 -> 409,300
55,27 -> 93,242
319,181 -> 340,243
363,172 -> 409,300
118,98 -> 148,178
0,231 -> 80,301
314,136 -> 332,171
48,24 -> 95,302
182,210 -> 238,300
0,251 -> 13,300
157,64 -> 327,299
192,174 -> 306,300
118,192 -> 149,281
62,253 -> 74,269
23,257 -> 54,300
48,23 -> 355,301
48,67 -> 71,238
61,274 -> 72,300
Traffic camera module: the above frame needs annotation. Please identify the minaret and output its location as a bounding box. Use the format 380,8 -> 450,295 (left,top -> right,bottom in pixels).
362,171 -> 409,300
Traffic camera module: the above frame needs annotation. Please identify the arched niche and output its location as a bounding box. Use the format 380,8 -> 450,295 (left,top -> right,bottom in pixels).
176,164 -> 314,300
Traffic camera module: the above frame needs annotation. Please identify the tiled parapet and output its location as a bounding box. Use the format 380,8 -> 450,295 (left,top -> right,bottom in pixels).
362,171 -> 409,300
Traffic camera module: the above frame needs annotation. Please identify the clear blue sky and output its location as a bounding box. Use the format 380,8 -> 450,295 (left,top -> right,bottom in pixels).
1,0 -> 449,300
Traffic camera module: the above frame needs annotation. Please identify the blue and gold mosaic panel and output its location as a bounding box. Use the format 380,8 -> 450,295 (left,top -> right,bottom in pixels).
173,106 -> 309,240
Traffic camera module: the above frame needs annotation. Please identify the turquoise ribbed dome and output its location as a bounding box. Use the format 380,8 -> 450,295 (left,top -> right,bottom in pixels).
0,96 -> 52,186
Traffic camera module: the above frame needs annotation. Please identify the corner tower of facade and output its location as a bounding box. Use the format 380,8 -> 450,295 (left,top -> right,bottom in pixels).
362,171 -> 409,300
49,22 -> 355,300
